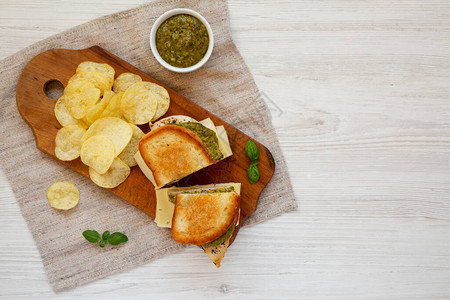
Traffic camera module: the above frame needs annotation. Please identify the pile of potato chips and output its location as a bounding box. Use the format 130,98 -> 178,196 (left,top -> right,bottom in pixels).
54,61 -> 170,188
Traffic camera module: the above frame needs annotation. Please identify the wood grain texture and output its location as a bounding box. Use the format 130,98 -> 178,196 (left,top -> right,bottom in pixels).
1,0 -> 450,299
16,47 -> 274,230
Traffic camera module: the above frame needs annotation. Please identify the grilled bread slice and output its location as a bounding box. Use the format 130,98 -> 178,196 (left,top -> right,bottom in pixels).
171,191 -> 240,245
203,239 -> 230,268
139,125 -> 215,188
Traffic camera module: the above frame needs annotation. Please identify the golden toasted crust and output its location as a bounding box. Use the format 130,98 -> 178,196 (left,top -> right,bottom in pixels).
171,192 -> 240,245
139,125 -> 215,187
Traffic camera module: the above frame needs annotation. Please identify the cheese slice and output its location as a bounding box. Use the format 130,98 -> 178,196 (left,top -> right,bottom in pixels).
155,183 -> 241,228
134,151 -> 157,187
198,117 -> 216,131
134,118 -> 233,188
154,188 -> 175,226
216,125 -> 232,159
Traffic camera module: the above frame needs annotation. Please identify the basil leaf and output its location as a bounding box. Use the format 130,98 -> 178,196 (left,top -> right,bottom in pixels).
248,162 -> 260,184
99,240 -> 107,248
82,230 -> 101,243
102,231 -> 110,240
107,232 -> 128,245
245,140 -> 259,162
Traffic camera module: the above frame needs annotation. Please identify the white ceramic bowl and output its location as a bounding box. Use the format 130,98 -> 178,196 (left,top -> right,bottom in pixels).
150,8 -> 214,73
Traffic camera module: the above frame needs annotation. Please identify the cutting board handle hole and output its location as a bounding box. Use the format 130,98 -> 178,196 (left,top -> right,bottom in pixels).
44,79 -> 64,100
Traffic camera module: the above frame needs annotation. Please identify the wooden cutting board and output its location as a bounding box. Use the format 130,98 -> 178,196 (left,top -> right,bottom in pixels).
16,46 -> 275,244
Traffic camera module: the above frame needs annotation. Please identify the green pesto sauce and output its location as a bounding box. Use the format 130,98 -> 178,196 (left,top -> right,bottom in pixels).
168,186 -> 235,204
202,217 -> 236,248
176,122 -> 223,161
156,14 -> 209,68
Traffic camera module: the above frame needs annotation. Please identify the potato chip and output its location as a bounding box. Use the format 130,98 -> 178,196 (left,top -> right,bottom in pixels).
54,96 -> 82,127
120,82 -> 157,125
81,117 -> 132,156
64,77 -> 95,94
80,135 -> 115,174
113,73 -> 142,93
65,88 -> 100,119
55,124 -> 86,161
76,61 -> 115,85
100,92 -> 124,119
118,124 -> 145,167
69,71 -> 111,96
85,91 -> 115,125
89,157 -> 130,188
64,78 -> 101,119
46,181 -> 80,210
142,81 -> 170,121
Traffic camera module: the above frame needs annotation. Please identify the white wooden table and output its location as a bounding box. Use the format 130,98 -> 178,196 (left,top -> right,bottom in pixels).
1,1 -> 450,298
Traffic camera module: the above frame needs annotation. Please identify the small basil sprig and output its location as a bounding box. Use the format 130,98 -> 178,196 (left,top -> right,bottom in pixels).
99,239 -> 107,248
245,140 -> 259,162
248,162 -> 260,184
107,232 -> 129,245
102,230 -> 110,240
83,230 -> 101,243
83,230 -> 128,248
245,140 -> 261,184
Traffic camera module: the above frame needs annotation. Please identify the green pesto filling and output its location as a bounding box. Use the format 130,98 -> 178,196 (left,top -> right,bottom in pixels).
175,122 -> 223,161
202,217 -> 236,248
168,186 -> 235,204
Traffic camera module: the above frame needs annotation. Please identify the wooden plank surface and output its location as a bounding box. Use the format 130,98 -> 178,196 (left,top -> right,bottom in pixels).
1,0 -> 450,298
16,46 -> 274,228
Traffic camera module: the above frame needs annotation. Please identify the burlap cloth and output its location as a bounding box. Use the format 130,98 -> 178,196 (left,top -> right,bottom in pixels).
0,0 -> 297,291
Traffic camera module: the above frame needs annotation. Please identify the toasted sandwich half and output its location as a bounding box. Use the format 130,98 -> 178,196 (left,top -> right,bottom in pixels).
135,116 -> 232,188
155,183 -> 241,267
